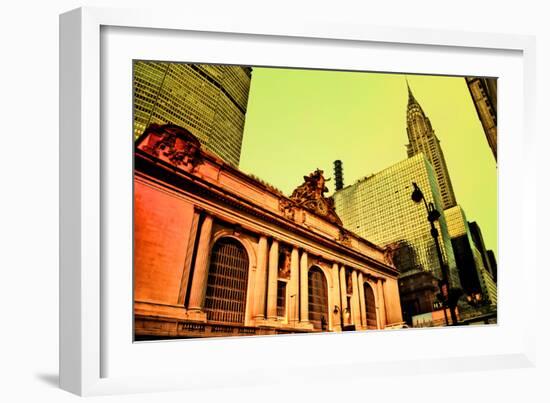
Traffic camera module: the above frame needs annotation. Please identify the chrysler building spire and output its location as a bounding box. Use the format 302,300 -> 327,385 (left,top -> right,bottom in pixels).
405,81 -> 457,209
406,77 -> 415,104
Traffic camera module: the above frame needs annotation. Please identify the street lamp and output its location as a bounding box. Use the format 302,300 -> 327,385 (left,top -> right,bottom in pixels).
411,182 -> 459,326
334,304 -> 353,331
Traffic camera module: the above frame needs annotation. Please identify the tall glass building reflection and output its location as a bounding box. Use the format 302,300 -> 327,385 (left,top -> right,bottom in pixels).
133,61 -> 252,167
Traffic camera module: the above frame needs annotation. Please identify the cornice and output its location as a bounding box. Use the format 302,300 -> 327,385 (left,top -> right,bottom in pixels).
135,150 -> 398,277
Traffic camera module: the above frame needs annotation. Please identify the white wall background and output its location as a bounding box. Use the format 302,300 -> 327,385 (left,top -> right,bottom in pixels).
0,0 -> 547,401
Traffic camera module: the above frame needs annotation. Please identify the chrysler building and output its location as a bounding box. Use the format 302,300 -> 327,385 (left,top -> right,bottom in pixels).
405,81 -> 457,209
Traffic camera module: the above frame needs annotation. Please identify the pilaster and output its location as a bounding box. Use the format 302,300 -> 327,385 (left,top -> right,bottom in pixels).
358,272 -> 367,330
377,279 -> 386,329
331,263 -> 342,331
339,266 -> 349,326
299,250 -> 309,323
289,247 -> 300,325
253,235 -> 268,320
351,270 -> 362,328
266,239 -> 279,320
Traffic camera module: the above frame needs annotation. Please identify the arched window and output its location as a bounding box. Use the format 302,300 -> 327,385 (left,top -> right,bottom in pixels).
308,267 -> 329,331
364,282 -> 378,329
204,238 -> 249,324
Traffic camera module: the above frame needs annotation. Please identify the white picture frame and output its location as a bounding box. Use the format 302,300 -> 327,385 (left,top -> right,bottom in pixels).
60,6 -> 537,396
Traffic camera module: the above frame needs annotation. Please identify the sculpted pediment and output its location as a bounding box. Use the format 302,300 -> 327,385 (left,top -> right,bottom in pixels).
137,124 -> 204,172
284,169 -> 343,226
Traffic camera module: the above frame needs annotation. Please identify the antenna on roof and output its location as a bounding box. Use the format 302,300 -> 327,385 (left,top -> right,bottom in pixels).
334,160 -> 344,191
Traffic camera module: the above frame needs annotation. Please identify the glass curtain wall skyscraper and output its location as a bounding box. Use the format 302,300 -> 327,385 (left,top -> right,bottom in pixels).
333,154 -> 460,288
133,61 -> 252,167
333,154 -> 460,323
444,206 -> 497,306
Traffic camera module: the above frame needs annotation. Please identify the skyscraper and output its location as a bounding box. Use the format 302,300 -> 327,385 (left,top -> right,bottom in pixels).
133,61 -> 252,167
468,221 -> 494,280
486,250 -> 498,282
444,206 -> 497,306
465,77 -> 497,161
334,154 -> 459,285
406,81 -> 457,210
333,154 -> 460,324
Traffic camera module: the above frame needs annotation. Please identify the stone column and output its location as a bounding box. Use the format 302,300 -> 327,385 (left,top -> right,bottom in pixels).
178,209 -> 201,305
299,250 -> 309,323
351,270 -> 362,327
188,214 -> 214,310
266,239 -> 279,320
339,266 -> 348,324
332,263 -> 342,330
289,247 -> 300,325
377,279 -> 386,329
358,273 -> 367,329
253,235 -> 268,320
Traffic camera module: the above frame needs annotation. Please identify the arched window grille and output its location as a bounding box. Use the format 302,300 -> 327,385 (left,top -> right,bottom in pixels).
308,267 -> 329,331
204,238 -> 249,324
364,282 -> 378,329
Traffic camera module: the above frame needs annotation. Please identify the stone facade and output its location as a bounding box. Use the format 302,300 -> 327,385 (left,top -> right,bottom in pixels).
134,124 -> 404,339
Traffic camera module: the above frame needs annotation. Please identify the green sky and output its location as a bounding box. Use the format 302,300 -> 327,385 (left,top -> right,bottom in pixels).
239,67 -> 497,256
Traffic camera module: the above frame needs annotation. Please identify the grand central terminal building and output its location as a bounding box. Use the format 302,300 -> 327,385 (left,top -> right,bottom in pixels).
134,124 -> 404,339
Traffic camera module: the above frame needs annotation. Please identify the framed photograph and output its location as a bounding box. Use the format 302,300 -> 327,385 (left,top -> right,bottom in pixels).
60,6 -> 536,396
